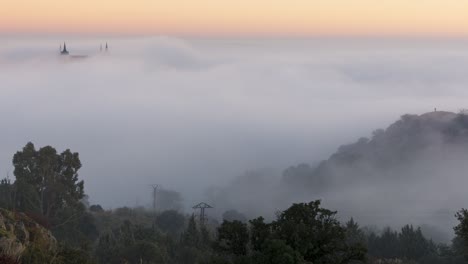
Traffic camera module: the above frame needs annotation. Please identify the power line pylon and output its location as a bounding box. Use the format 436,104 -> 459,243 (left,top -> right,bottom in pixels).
192,202 -> 213,226
149,184 -> 159,214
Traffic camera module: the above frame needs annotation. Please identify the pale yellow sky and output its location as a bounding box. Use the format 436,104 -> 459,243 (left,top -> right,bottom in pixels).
1,0 -> 468,36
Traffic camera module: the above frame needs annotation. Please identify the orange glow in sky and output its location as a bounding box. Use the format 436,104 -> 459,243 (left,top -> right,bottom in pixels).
2,0 -> 468,36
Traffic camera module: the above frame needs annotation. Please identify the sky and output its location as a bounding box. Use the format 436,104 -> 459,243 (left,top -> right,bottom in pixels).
2,0 -> 468,36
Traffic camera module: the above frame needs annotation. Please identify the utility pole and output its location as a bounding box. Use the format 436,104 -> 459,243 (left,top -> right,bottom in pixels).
192,202 -> 213,226
149,184 -> 159,229
149,184 -> 159,214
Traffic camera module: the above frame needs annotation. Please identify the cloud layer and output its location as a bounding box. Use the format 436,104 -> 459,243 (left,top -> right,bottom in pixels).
1,37 -> 468,233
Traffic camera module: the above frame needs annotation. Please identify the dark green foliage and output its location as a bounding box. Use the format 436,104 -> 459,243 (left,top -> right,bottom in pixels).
54,244 -> 96,264
272,200 -> 365,264
345,218 -> 365,246
200,225 -> 213,248
249,217 -> 271,251
21,244 -> 56,264
444,113 -> 468,140
13,143 -> 84,219
455,209 -> 468,245
13,178 -> 41,214
344,218 -> 367,264
455,208 -> 468,260
121,241 -> 168,264
181,215 -> 200,247
368,227 -> 400,259
177,215 -> 212,264
399,225 -> 432,260
89,204 -> 104,213
0,143 -> 101,261
52,209 -> 99,247
208,200 -> 366,264
365,225 -> 465,264
95,220 -> 170,264
3,142 -> 468,264
0,178 -> 14,210
157,210 -> 185,237
251,239 -> 303,264
216,220 -> 249,256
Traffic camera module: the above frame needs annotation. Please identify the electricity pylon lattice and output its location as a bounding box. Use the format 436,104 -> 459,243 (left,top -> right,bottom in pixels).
192,202 -> 213,225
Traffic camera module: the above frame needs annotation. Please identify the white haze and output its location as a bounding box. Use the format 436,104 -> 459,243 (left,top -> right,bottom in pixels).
1,36 -> 468,240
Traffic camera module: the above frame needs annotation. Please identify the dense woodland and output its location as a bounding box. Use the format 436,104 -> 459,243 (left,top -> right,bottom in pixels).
3,112 -> 468,263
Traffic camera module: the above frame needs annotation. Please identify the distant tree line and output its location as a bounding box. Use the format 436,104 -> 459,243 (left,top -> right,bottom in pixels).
2,142 -> 468,264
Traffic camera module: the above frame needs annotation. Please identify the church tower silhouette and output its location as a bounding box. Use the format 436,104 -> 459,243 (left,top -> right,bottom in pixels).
60,42 -> 69,55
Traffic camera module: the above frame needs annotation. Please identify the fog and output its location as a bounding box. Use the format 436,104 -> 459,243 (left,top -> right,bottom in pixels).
1,36 -> 468,240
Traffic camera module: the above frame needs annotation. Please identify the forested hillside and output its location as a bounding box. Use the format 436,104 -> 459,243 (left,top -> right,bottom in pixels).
3,112 -> 468,263
285,111 -> 467,189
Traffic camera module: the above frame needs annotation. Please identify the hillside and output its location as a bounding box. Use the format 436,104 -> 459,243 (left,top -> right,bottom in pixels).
284,111 -> 468,190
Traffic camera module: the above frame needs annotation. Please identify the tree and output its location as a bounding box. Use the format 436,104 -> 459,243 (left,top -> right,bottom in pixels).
157,210 -> 185,237
11,143 -> 95,248
368,227 -> 399,259
95,221 -> 170,264
249,217 -> 271,251
272,200 -> 366,264
54,244 -> 96,264
13,142 -> 84,219
398,225 -> 431,260
454,209 -> 468,259
216,220 -> 249,256
344,218 -> 367,264
345,218 -> 365,246
122,241 -> 168,264
181,215 -> 200,248
0,177 -> 15,210
252,239 -> 303,264
89,204 -> 104,213
178,215 -> 210,264
52,209 -> 99,247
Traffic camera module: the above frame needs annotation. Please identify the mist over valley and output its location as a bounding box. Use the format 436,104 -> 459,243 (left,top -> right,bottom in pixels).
2,37 -> 468,263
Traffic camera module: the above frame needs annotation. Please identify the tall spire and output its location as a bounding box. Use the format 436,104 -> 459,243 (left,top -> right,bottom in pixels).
61,42 -> 69,55
105,42 -> 108,52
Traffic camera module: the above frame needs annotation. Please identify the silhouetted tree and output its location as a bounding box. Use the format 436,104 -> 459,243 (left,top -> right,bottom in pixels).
272,200 -> 366,263
215,220 -> 249,256
13,142 -> 84,219
249,216 -> 271,251
89,204 -> 104,213
157,210 -> 185,237
0,177 -> 14,210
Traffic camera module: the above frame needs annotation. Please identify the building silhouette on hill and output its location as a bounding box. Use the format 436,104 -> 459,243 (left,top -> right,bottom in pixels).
58,42 -> 109,59
60,42 -> 69,55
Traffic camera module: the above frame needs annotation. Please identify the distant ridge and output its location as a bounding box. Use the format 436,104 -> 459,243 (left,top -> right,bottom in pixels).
283,111 -> 468,190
